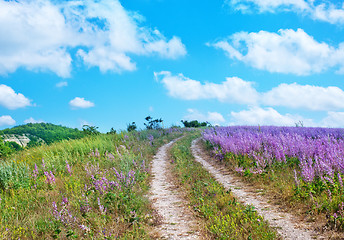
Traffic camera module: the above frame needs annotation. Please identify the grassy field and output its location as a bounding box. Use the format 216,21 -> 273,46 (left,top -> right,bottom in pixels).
0,129 -> 182,239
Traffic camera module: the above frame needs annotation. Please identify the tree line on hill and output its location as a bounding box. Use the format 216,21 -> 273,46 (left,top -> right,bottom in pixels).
0,118 -> 211,159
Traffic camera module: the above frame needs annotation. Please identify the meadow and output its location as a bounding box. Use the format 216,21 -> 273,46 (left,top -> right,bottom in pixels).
0,128 -> 182,239
203,126 -> 344,232
2,124 -> 344,239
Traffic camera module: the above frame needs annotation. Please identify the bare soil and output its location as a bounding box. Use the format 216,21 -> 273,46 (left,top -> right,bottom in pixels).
149,138 -> 202,239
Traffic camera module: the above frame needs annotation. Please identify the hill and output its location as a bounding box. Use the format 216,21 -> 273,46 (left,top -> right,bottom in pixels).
0,123 -> 83,145
0,123 -> 84,158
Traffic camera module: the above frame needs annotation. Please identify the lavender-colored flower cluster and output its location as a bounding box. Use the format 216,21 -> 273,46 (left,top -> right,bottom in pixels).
52,197 -> 77,227
65,160 -> 72,176
203,126 -> 344,183
44,171 -> 56,185
89,148 -> 100,158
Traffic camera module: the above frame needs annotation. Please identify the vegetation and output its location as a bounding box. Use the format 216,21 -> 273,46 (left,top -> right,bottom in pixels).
203,126 -> 344,233
107,128 -> 117,135
0,137 -> 18,159
82,125 -> 100,136
181,120 -> 209,128
0,128 -> 183,239
144,116 -> 163,130
1,123 -> 83,145
126,122 -> 137,132
169,133 -> 277,239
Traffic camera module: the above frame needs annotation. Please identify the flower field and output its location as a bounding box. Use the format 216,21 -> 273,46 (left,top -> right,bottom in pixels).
203,126 -> 344,231
0,128 -> 182,239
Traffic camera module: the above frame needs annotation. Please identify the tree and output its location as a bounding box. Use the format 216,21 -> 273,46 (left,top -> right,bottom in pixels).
144,116 -> 163,130
107,127 -> 117,134
127,122 -> 137,132
82,125 -> 100,135
181,120 -> 209,128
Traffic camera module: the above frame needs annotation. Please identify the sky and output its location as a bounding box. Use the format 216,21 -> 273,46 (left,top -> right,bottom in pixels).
1,0 -> 344,132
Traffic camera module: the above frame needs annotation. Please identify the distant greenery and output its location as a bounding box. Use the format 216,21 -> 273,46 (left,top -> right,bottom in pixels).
144,116 -> 163,130
1,123 -> 83,145
107,127 -> 117,134
0,123 -> 84,158
82,125 -> 100,136
127,122 -> 137,132
0,138 -> 15,159
181,120 -> 209,128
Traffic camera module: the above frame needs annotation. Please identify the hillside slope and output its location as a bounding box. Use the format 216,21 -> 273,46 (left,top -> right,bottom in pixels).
0,123 -> 83,145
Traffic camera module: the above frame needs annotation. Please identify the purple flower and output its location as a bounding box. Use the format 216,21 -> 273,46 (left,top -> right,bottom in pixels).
97,197 -> 107,215
66,160 -> 72,176
44,171 -> 56,185
42,158 -> 46,170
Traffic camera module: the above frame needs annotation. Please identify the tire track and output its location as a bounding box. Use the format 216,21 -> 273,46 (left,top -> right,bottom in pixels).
149,138 -> 201,239
191,138 -> 321,240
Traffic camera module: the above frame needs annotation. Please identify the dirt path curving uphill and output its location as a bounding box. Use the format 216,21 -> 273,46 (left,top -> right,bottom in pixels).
191,138 -> 322,240
149,138 -> 201,239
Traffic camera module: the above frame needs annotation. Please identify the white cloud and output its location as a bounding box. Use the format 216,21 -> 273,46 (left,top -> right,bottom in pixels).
262,83 -> 344,111
69,97 -> 95,109
0,84 -> 31,110
68,0 -> 186,73
184,109 -> 226,125
56,81 -> 68,88
144,36 -> 187,59
157,71 -> 344,111
321,111 -> 344,128
0,115 -> 16,126
228,0 -> 309,13
0,0 -> 186,77
227,0 -> 344,25
155,71 -> 259,104
210,28 -> 344,75
229,107 -> 313,126
24,117 -> 44,124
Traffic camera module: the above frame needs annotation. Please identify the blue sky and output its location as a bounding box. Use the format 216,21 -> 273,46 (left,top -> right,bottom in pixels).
1,0 -> 344,132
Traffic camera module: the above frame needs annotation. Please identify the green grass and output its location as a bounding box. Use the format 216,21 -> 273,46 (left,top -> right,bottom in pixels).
169,133 -> 277,240
0,129 -> 182,239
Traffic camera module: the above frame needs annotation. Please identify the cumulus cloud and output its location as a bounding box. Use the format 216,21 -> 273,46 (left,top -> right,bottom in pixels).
24,117 -> 45,124
69,97 -> 95,109
227,0 -> 344,25
157,71 -> 344,111
0,0 -> 186,77
0,115 -> 16,126
210,28 -> 344,75
183,109 -> 226,125
155,71 -> 259,105
0,84 -> 31,110
229,107 -> 314,126
262,83 -> 344,111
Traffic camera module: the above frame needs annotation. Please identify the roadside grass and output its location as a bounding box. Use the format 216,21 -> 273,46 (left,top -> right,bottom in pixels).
0,129 -> 182,239
169,133 -> 278,240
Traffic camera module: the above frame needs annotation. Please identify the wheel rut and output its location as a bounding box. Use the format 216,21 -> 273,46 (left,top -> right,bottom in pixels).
149,138 -> 201,239
191,138 -> 323,240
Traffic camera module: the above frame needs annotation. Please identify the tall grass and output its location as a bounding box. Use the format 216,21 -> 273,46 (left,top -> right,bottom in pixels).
0,129 -> 182,239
